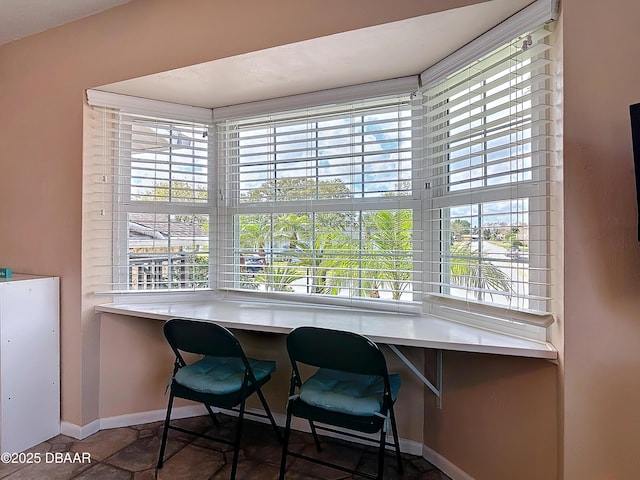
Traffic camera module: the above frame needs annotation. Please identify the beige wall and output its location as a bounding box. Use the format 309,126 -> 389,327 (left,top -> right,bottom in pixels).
3,0 -> 640,479
562,1 -> 640,479
425,352 -> 558,479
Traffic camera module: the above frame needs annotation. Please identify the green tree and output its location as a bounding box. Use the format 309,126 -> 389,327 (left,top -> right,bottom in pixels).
451,219 -> 471,238
239,179 -> 353,293
449,242 -> 513,300
363,210 -> 413,300
255,263 -> 305,292
298,212 -> 355,295
242,177 -> 350,202
139,180 -> 209,230
310,210 -> 413,300
239,215 -> 271,250
144,180 -> 208,203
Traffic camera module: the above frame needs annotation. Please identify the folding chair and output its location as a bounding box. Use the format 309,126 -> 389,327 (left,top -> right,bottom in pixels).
278,326 -> 402,480
158,318 -> 281,480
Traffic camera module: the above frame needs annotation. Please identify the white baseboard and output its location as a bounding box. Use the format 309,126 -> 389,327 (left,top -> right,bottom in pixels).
60,419 -> 101,440
60,405 -> 207,440
100,404 -> 208,430
423,444 -> 476,480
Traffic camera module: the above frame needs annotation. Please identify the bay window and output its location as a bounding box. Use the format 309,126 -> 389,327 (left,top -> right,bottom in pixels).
85,20 -> 556,332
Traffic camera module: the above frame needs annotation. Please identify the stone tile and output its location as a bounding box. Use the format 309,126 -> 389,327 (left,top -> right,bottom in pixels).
156,444 -> 224,480
2,456 -> 92,480
211,459 -> 280,480
50,442 -> 72,453
0,442 -> 54,478
171,415 -> 213,429
278,471 -> 325,480
280,429 -> 314,459
190,423 -> 237,453
133,468 -> 158,480
0,458 -> 28,479
410,456 -> 440,473
71,462 -> 131,480
356,449 -> 409,479
138,426 -> 162,439
70,427 -> 139,461
135,419 -> 168,440
105,434 -> 181,472
421,470 -> 452,480
222,446 -> 247,466
164,415 -> 215,444
286,440 -> 361,480
48,434 -> 81,445
239,421 -> 282,467
242,438 -> 282,467
130,420 -> 164,431
25,441 -> 55,454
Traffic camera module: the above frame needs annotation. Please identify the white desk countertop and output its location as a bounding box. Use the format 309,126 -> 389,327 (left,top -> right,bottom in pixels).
96,299 -> 557,360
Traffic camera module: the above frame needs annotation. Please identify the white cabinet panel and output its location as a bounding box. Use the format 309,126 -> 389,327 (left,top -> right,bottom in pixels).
0,275 -> 60,453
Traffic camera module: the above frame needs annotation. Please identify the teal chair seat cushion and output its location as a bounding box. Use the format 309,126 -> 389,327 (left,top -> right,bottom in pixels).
299,368 -> 401,416
174,356 -> 276,395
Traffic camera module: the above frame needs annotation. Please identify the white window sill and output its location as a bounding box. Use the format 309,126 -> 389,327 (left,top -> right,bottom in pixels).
96,297 -> 557,360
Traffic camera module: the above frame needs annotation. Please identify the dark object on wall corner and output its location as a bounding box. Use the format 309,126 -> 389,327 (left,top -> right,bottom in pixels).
630,103 -> 640,241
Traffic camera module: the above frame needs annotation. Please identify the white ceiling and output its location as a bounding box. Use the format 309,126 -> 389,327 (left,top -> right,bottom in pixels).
98,0 -> 533,109
0,0 -> 131,45
0,0 -> 534,109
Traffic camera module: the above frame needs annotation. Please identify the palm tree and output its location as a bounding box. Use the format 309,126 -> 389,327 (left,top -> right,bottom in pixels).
239,215 -> 271,251
254,263 -> 304,292
448,242 -> 513,300
288,212 -> 353,295
274,213 -> 310,250
323,210 -> 413,301
363,210 -> 413,300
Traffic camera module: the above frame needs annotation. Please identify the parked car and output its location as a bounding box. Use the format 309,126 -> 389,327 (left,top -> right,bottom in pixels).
245,256 -> 264,273
506,245 -> 520,258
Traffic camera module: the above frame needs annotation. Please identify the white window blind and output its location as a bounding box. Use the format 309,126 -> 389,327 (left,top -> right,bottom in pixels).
423,25 -> 554,316
85,101 -> 213,292
215,94 -> 424,309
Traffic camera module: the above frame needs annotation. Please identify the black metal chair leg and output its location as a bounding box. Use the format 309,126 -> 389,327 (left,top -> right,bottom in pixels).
230,397 -> 246,480
279,409 -> 294,480
157,391 -> 175,469
204,404 -> 221,426
376,427 -> 386,480
389,406 -> 403,473
309,420 -> 322,452
256,386 -> 282,442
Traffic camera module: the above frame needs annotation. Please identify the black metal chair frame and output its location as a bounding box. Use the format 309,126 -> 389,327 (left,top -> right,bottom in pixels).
158,318 -> 281,479
278,326 -> 403,480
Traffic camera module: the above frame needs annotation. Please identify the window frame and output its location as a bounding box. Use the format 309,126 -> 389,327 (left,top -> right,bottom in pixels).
214,94 -> 425,311
419,25 -> 554,333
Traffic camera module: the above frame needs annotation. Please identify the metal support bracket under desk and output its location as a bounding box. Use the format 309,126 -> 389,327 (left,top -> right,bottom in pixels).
388,345 -> 442,408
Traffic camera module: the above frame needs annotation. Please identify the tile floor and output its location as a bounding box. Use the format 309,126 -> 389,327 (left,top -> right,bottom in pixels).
0,414 -> 451,479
